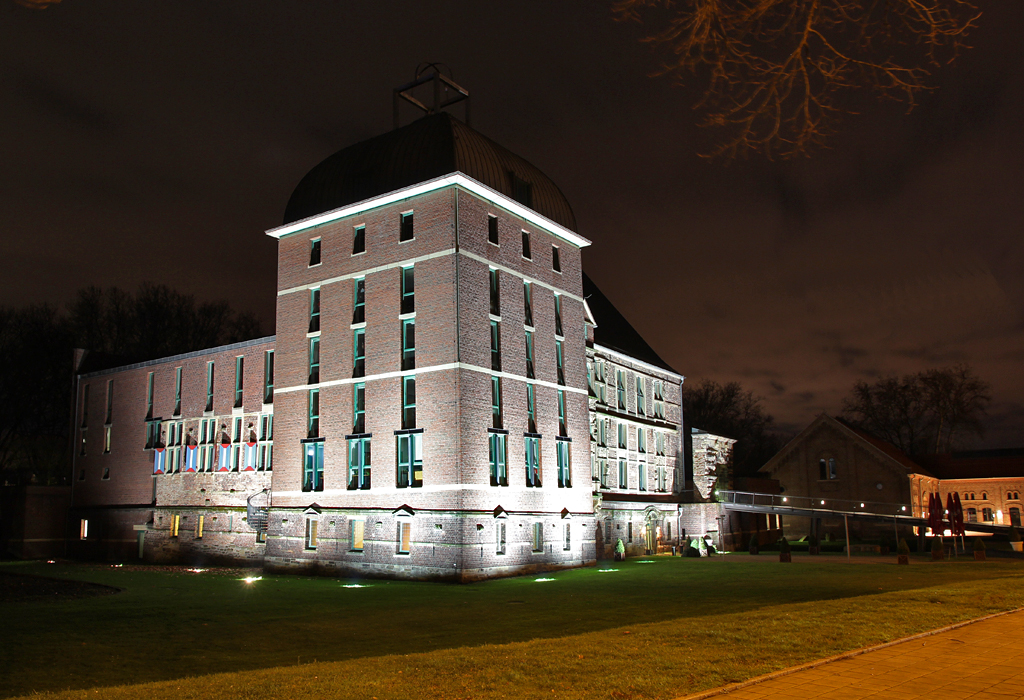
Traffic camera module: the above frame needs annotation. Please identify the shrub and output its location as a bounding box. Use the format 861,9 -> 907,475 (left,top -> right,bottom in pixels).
973,537 -> 986,552
779,537 -> 791,554
897,538 -> 910,555
1009,527 -> 1021,543
684,545 -> 700,558
748,536 -> 759,554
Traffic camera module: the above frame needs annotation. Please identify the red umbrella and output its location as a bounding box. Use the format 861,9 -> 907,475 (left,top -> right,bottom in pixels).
945,492 -> 955,535
952,492 -> 966,537
927,492 -> 938,534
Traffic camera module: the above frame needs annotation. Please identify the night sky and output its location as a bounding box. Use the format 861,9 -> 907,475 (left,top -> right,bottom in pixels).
3,1 -> 1023,446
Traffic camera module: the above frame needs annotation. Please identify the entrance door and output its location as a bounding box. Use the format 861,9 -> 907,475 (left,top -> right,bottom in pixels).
645,522 -> 656,554
136,530 -> 145,559
1011,508 -> 1021,527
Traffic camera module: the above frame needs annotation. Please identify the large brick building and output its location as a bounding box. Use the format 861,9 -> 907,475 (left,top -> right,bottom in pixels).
67,102 -> 698,579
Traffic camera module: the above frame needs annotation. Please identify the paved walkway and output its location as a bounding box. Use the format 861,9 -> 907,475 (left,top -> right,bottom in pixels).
684,609 -> 1024,700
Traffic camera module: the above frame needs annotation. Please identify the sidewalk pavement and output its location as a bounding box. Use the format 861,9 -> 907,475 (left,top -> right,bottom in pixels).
682,608 -> 1024,700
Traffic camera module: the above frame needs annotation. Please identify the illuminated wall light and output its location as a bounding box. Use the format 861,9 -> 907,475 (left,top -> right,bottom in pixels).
902,506 -> 907,511
860,503 -> 865,508
783,497 -> 788,502
820,500 -> 825,505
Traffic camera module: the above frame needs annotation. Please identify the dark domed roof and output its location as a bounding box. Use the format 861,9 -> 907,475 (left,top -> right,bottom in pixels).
283,113 -> 577,231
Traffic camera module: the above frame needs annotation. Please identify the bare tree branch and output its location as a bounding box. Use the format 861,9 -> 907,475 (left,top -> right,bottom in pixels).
614,0 -> 980,158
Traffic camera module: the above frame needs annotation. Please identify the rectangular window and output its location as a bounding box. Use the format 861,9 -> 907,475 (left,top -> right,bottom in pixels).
619,460 -> 627,489
527,384 -> 536,433
353,225 -> 365,255
558,390 -> 566,437
233,416 -> 243,444
350,519 -> 365,551
79,519 -> 88,540
525,331 -> 535,379
656,432 -> 666,457
400,212 -> 414,242
396,432 -> 423,488
205,362 -> 214,412
146,372 -> 154,420
196,515 -> 204,539
400,266 -> 415,314
489,268 -> 500,316
488,215 -> 499,245
353,278 -> 365,324
353,328 -> 365,378
639,462 -> 647,492
555,340 -> 565,386
557,439 -> 571,488
628,522 -> 633,544
402,376 -> 416,430
638,428 -> 647,454
308,389 -> 320,438
599,458 -> 609,488
170,515 -> 180,538
174,367 -> 182,415
104,425 -> 112,454
657,466 -> 667,492
554,294 -> 563,336
348,437 -> 371,490
353,382 -> 365,434
532,522 -> 543,552
496,521 -> 506,554
309,288 -> 321,333
258,414 -> 273,472
525,436 -> 541,487
102,467 -> 110,480
636,376 -> 645,416
552,245 -> 561,272
234,357 -> 244,408
523,282 -> 533,327
596,362 -> 607,404
263,351 -> 274,404
105,380 -> 114,424
302,441 -> 324,492
398,521 -> 412,554
596,418 -> 607,447
309,238 -> 321,266
401,320 -> 415,370
308,336 -> 320,384
618,423 -> 627,449
563,522 -> 571,551
490,320 -> 501,371
653,380 -> 665,419
617,371 -> 626,409
491,376 -> 503,429
305,517 -> 318,550
489,432 -> 508,486
521,230 -> 532,259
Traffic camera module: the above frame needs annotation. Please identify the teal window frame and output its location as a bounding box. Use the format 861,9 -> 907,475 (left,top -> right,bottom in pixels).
400,212 -> 414,242
554,294 -> 563,336
618,460 -> 627,489
400,266 -> 415,314
558,390 -> 566,437
402,376 -> 416,430
309,288 -> 321,332
307,389 -> 319,438
489,432 -> 508,487
490,320 -> 501,371
401,320 -> 415,370
174,366 -> 182,415
557,439 -> 571,488
489,268 -> 500,316
302,441 -> 324,492
525,436 -> 541,488
636,375 -> 645,416
263,351 -> 274,404
353,328 -> 365,378
639,462 -> 647,492
309,238 -> 321,266
527,384 -> 536,433
353,225 -> 365,255
353,278 -> 365,324
491,376 -> 502,429
353,382 -> 365,434
523,282 -> 533,327
205,362 -> 214,412
234,357 -> 244,408
396,432 -> 423,488
348,437 -> 371,490
308,336 -> 320,384
525,331 -> 534,379
556,340 -> 565,386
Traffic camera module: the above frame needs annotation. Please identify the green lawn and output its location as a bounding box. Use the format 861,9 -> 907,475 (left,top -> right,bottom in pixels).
3,555 -> 1023,699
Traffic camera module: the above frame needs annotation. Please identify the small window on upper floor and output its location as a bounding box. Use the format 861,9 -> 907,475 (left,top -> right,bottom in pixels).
488,215 -> 499,245
400,212 -> 414,242
552,246 -> 561,272
511,173 -> 532,208
353,225 -> 366,255
521,231 -> 532,260
309,238 -> 321,266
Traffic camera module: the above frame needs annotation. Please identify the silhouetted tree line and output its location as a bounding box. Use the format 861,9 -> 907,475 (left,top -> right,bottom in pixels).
0,284 -> 262,485
683,379 -> 785,480
842,364 -> 990,456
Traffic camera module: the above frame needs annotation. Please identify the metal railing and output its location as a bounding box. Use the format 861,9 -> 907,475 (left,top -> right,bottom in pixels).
717,490 -> 915,517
